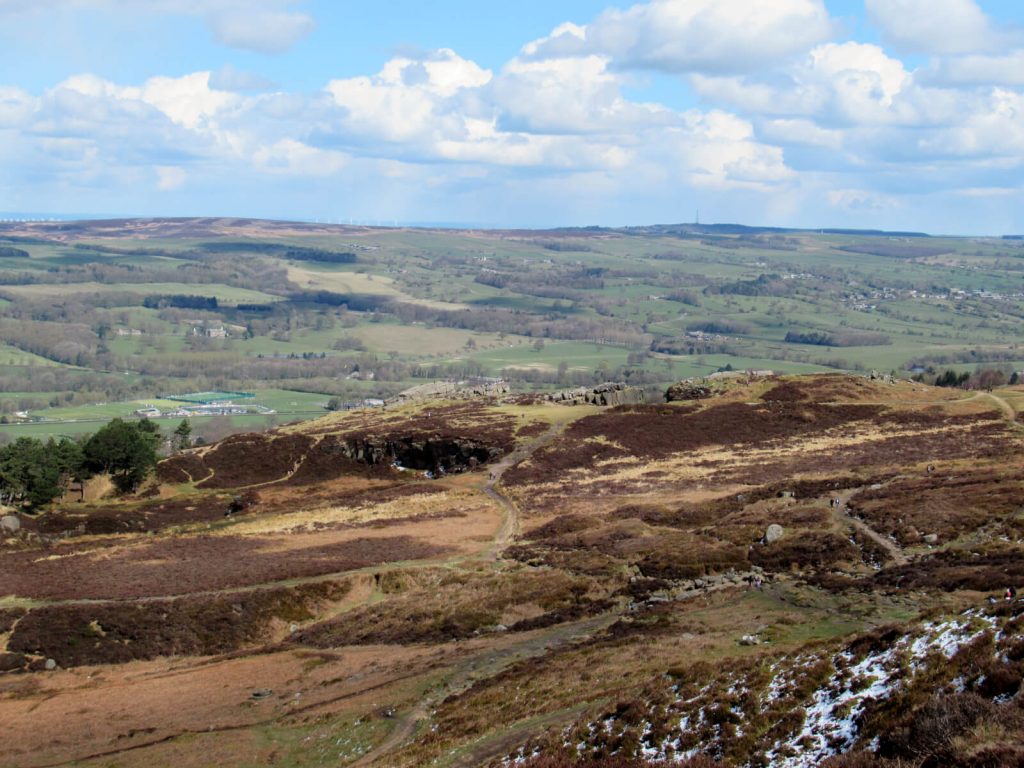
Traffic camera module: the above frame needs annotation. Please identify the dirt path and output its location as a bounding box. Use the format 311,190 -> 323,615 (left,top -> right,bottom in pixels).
484,421 -> 567,557
349,613 -> 614,768
831,488 -> 909,567
980,391 -> 1017,422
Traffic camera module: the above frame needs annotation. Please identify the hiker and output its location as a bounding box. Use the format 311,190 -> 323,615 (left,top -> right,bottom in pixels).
1006,586 -> 1017,602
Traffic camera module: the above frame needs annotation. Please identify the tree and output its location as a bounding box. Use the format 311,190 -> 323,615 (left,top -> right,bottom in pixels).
172,419 -> 192,452
0,437 -> 85,509
83,418 -> 161,493
533,339 -> 545,353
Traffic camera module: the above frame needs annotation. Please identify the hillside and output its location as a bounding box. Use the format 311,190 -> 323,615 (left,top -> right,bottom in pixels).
1,373 -> 1022,766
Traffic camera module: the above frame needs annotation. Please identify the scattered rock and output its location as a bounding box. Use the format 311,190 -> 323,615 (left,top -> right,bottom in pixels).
765,524 -> 785,544
44,658 -> 56,671
0,515 -> 20,533
922,533 -> 939,545
739,635 -> 760,646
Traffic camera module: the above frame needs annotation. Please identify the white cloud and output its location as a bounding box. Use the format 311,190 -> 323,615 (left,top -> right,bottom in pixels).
325,49 -> 491,144
760,118 -> 844,150
693,43 -> 917,126
53,71 -> 236,131
140,73 -> 237,130
674,111 -> 794,189
828,188 -> 900,211
156,165 -> 187,190
865,0 -> 998,55
491,55 -> 670,135
252,139 -> 348,176
526,0 -> 835,74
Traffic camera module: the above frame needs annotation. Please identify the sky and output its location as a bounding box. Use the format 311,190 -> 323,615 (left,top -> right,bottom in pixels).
0,0 -> 1022,234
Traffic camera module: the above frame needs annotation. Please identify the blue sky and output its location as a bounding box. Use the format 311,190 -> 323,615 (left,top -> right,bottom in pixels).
1,0 -> 1022,233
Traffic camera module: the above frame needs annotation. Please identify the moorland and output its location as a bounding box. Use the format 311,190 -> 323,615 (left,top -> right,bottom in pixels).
0,371 -> 1023,766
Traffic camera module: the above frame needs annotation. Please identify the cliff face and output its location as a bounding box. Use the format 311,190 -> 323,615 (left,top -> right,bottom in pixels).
333,436 -> 501,474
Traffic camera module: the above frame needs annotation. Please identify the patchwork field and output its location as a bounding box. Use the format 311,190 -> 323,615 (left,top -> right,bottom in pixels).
1,374 -> 1022,766
1,217 -> 1023,447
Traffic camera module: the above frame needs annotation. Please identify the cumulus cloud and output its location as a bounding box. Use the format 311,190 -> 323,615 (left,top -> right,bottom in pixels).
325,49 -> 492,143
692,43 -> 917,125
491,54 -> 671,135
865,0 -> 999,55
0,0 -> 1021,232
526,0 -> 835,74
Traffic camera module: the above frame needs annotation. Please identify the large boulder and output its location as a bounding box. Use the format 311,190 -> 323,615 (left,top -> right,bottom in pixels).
0,515 -> 20,534
764,524 -> 785,544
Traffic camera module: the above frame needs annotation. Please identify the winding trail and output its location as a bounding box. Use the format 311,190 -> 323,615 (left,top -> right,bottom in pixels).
980,391 -> 1017,423
831,488 -> 909,567
349,420 -> 574,767
483,421 -> 568,558
349,614 -> 614,768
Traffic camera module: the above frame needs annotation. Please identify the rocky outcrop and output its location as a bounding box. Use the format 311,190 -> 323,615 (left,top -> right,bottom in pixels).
456,380 -> 510,399
387,379 -> 510,405
665,381 -> 713,402
388,381 -> 459,404
665,370 -> 775,402
547,382 -> 645,407
335,436 -> 502,475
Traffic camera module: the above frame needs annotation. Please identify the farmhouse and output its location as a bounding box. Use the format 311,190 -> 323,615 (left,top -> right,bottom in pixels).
192,326 -> 229,339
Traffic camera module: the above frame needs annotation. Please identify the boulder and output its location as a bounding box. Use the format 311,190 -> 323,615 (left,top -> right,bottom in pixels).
0,515 -> 20,533
765,524 -> 785,544
922,533 -> 939,545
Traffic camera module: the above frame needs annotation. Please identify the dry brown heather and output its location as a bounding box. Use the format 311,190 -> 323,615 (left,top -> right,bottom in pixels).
0,375 -> 1022,768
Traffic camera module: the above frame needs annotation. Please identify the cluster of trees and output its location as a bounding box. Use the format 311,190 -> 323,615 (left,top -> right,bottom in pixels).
912,367 -> 1017,391
785,330 -> 891,347
708,273 -> 794,298
143,295 -> 218,310
0,418 -> 182,509
197,242 -> 357,263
